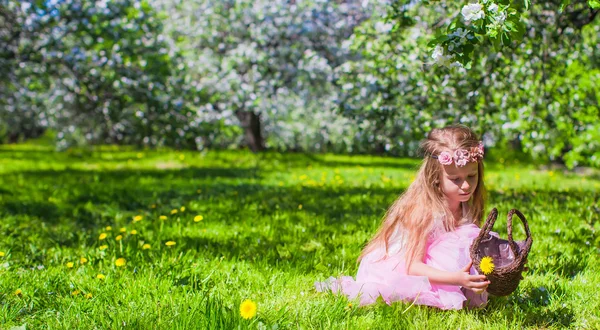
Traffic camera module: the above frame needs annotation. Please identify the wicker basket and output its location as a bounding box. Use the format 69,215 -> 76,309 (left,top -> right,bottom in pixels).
470,208 -> 533,296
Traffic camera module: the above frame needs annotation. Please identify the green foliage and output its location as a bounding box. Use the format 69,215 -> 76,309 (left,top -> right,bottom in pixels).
1,144 -> 600,328
394,0 -> 599,67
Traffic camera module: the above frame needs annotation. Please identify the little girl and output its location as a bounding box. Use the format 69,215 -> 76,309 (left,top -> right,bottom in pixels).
316,125 -> 491,310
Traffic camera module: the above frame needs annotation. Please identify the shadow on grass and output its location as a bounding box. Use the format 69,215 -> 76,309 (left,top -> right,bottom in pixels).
471,283 -> 575,328
251,152 -> 420,170
1,164 -> 595,243
303,153 -> 420,170
0,167 -> 261,252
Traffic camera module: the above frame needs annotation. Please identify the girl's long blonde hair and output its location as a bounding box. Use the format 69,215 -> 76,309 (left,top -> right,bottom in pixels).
358,125 -> 487,268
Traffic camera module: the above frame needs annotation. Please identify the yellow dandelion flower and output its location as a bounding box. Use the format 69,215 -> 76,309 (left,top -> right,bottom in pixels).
179,154 -> 185,160
130,230 -> 137,235
96,274 -> 105,280
159,215 -> 167,220
133,215 -> 143,222
115,258 -> 126,267
99,233 -> 107,240
142,244 -> 151,250
180,206 -> 186,212
137,152 -> 143,159
99,245 -> 108,250
120,227 -> 127,233
197,189 -> 202,193
239,299 -> 257,320
15,289 -> 22,296
72,290 -> 81,296
105,226 -> 112,231
194,215 -> 204,222
0,251 -> 5,257
80,257 -> 88,264
85,293 -> 93,299
66,262 -> 74,268
480,256 -> 495,275
170,209 -> 178,215
165,241 -> 176,246
298,204 -> 303,210
151,204 -> 156,208
299,174 -> 308,180
115,235 -> 123,241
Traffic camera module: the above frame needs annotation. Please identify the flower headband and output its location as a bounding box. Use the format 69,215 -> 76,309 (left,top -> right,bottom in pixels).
431,141 -> 484,167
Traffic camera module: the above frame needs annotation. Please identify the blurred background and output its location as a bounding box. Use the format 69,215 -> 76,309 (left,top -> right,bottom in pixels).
1,0 -> 599,168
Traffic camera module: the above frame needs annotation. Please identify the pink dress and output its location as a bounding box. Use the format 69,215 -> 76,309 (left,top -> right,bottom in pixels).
315,202 -> 488,310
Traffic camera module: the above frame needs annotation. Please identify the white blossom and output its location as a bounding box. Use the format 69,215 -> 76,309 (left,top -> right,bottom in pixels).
431,45 -> 444,60
375,21 -> 394,34
450,28 -> 470,45
461,3 -> 485,22
431,45 -> 454,67
495,11 -> 507,24
488,3 -> 499,13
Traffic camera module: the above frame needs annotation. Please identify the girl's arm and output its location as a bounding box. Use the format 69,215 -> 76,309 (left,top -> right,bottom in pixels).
407,249 -> 490,291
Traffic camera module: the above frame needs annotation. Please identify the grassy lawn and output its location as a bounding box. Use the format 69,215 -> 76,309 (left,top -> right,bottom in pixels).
0,143 -> 599,329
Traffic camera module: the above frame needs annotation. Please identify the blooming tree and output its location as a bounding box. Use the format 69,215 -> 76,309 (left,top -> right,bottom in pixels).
342,0 -> 600,166
0,0 -> 200,148
154,0 -> 373,151
1,0 -> 598,167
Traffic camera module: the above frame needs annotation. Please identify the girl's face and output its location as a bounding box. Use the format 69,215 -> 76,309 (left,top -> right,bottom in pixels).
439,161 -> 479,204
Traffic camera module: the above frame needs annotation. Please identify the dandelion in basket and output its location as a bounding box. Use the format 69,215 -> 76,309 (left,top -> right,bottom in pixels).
479,256 -> 495,275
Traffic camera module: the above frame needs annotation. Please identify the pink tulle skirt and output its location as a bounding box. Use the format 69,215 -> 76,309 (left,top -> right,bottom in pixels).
315,224 -> 489,310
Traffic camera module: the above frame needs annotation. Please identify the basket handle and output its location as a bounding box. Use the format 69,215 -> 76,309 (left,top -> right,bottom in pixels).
471,207 -> 498,254
506,208 -> 532,261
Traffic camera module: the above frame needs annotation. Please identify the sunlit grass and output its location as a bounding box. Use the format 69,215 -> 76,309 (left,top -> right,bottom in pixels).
0,144 -> 598,329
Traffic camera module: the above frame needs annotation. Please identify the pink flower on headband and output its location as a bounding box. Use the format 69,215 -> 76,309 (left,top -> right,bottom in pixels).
433,141 -> 484,167
454,149 -> 470,167
438,151 -> 453,165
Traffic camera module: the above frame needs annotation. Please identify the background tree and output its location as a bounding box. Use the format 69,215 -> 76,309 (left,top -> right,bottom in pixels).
155,0 -> 374,152
0,0 -> 204,149
337,0 -> 599,165
1,0 -> 598,167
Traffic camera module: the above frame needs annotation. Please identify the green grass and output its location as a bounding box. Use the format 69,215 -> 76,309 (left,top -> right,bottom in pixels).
0,144 -> 599,329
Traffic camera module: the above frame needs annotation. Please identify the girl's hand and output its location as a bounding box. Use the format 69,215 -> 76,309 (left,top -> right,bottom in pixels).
454,261 -> 490,292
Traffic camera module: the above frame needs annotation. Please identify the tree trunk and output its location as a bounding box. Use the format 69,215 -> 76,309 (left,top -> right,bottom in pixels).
236,111 -> 265,152
8,126 -> 45,143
